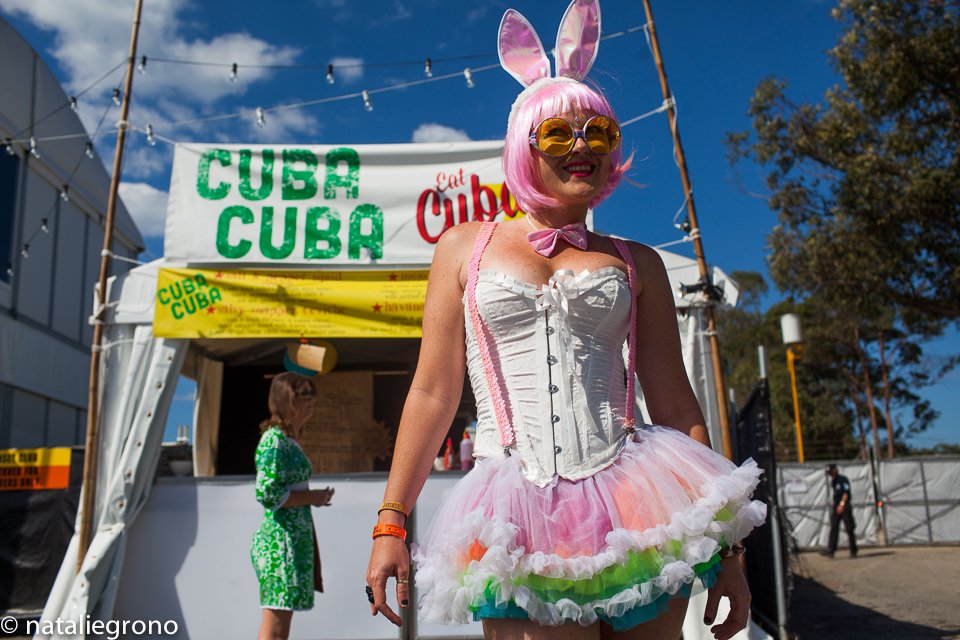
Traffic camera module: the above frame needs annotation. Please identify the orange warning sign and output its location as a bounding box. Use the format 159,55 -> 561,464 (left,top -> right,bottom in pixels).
0,448 -> 71,490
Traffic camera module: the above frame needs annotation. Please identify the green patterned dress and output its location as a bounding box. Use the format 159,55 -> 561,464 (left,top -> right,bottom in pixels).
251,426 -> 315,610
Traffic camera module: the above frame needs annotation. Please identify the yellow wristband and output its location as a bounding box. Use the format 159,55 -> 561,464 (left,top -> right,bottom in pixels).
378,500 -> 409,517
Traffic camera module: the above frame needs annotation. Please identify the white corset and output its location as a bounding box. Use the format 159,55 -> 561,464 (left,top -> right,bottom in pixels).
464,266 -> 633,487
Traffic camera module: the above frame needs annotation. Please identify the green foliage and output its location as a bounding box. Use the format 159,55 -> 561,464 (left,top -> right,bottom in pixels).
723,0 -> 959,456
719,272 -> 860,461
732,0 -> 960,329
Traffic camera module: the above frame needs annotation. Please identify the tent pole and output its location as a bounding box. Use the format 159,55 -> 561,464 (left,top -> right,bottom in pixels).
77,0 -> 145,573
640,0 -> 734,460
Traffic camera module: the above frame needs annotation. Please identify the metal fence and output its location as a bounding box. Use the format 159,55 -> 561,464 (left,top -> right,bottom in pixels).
777,456 -> 960,548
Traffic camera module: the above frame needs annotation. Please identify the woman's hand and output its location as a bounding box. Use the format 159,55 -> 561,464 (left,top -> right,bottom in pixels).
704,556 -> 751,640
365,535 -> 410,626
310,487 -> 334,507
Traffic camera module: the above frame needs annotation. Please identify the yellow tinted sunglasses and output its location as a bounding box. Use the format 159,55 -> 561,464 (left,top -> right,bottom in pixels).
528,115 -> 622,157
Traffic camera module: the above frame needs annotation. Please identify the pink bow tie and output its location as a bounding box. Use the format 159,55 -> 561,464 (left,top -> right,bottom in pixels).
526,221 -> 589,257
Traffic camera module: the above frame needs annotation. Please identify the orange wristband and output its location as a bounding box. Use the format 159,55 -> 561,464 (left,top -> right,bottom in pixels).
378,501 -> 409,518
372,523 -> 407,542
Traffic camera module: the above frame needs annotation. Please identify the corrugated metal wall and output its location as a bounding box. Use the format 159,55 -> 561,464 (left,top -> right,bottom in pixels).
0,17 -> 144,448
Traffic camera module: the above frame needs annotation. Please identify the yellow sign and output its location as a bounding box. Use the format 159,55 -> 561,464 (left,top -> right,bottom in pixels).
153,268 -> 429,338
0,447 -> 71,490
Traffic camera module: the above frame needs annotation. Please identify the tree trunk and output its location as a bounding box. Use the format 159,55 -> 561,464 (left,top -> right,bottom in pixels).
877,331 -> 895,458
855,328 -> 883,457
849,380 -> 869,461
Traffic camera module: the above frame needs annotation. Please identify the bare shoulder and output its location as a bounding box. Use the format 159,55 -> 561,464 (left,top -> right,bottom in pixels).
435,221 -> 484,256
433,222 -> 487,286
619,239 -> 668,296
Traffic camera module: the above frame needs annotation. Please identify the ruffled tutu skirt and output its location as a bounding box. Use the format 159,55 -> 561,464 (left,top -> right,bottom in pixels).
411,426 -> 767,630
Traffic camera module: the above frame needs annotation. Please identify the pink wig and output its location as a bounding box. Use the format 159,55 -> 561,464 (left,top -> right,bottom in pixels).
503,81 -> 630,214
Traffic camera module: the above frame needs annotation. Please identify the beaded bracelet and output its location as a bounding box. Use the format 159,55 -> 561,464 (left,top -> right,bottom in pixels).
378,500 -> 409,518
719,542 -> 745,558
372,523 -> 407,542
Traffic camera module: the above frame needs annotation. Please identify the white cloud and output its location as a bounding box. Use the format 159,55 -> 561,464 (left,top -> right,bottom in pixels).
118,182 -> 169,238
466,6 -> 488,23
412,123 -> 471,143
241,105 -> 324,144
312,0 -> 351,22
0,0 -> 302,146
371,0 -> 412,27
123,144 -> 171,182
328,56 -> 364,85
157,33 -> 300,104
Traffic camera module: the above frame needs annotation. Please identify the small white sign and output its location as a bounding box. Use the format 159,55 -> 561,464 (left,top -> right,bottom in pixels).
786,479 -> 808,494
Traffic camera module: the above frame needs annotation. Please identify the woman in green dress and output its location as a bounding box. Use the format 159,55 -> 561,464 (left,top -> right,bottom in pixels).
251,372 -> 334,640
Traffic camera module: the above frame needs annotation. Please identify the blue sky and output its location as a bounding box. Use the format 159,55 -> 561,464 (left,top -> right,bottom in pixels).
2,0 -> 956,449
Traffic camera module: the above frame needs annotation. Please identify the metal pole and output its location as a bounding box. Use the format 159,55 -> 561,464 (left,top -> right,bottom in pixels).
768,504 -> 790,640
919,460 -> 933,544
77,0 -> 144,573
786,346 -> 805,462
640,0 -> 734,460
758,345 -> 767,380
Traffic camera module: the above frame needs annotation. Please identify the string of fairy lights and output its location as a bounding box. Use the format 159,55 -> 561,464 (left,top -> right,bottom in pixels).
4,21 -> 696,277
4,61 -> 129,278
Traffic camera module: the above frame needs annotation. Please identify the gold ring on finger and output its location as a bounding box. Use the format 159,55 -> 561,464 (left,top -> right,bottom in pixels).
397,578 -> 409,584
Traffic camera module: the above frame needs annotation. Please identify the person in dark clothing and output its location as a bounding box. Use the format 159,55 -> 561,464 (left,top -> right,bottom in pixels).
822,464 -> 858,557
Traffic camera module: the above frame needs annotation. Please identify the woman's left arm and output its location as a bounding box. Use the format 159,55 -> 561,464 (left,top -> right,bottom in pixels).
630,243 -> 709,446
629,242 -> 751,640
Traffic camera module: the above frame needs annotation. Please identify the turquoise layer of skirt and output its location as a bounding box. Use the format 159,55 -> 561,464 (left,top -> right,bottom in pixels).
472,556 -> 722,631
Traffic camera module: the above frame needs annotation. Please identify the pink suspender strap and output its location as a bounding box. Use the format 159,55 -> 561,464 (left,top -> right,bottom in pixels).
466,222 -> 516,450
610,238 -> 637,428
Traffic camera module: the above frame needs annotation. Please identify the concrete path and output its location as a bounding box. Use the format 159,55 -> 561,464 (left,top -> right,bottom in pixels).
788,546 -> 960,639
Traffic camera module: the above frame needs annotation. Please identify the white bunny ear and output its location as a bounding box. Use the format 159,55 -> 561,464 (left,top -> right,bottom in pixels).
498,9 -> 551,87
554,0 -> 601,81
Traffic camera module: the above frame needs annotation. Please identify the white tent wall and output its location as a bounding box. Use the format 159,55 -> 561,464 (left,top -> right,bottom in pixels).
37,323 -> 187,639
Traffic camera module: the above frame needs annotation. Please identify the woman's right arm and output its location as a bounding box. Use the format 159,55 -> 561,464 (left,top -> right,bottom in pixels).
365,222 -> 476,625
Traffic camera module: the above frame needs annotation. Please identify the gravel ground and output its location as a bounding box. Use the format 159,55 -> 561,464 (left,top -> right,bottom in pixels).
788,546 -> 960,639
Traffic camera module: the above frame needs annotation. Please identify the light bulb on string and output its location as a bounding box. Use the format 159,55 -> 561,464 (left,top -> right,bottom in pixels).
40,218 -> 49,233
463,68 -> 475,89
424,58 -> 433,78
20,244 -> 29,259
29,137 -> 40,159
137,55 -> 147,74
69,96 -> 78,111
3,139 -> 14,156
145,124 -> 156,146
326,64 -> 335,85
60,186 -> 69,202
362,90 -> 373,112
112,89 -> 122,106
4,263 -> 12,278
229,63 -> 238,82
84,142 -> 95,159
256,107 -> 266,128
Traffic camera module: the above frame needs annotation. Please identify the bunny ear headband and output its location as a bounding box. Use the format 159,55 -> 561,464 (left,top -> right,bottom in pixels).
498,0 -> 601,128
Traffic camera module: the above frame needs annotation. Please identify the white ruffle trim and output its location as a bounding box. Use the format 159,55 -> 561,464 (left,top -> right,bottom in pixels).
412,461 -> 766,626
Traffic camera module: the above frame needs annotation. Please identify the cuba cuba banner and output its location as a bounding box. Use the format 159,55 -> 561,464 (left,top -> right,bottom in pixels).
153,267 -> 429,338
165,141 -> 524,265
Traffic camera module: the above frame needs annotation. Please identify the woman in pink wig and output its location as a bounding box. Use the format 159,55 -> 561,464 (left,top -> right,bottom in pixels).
365,2 -> 765,638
